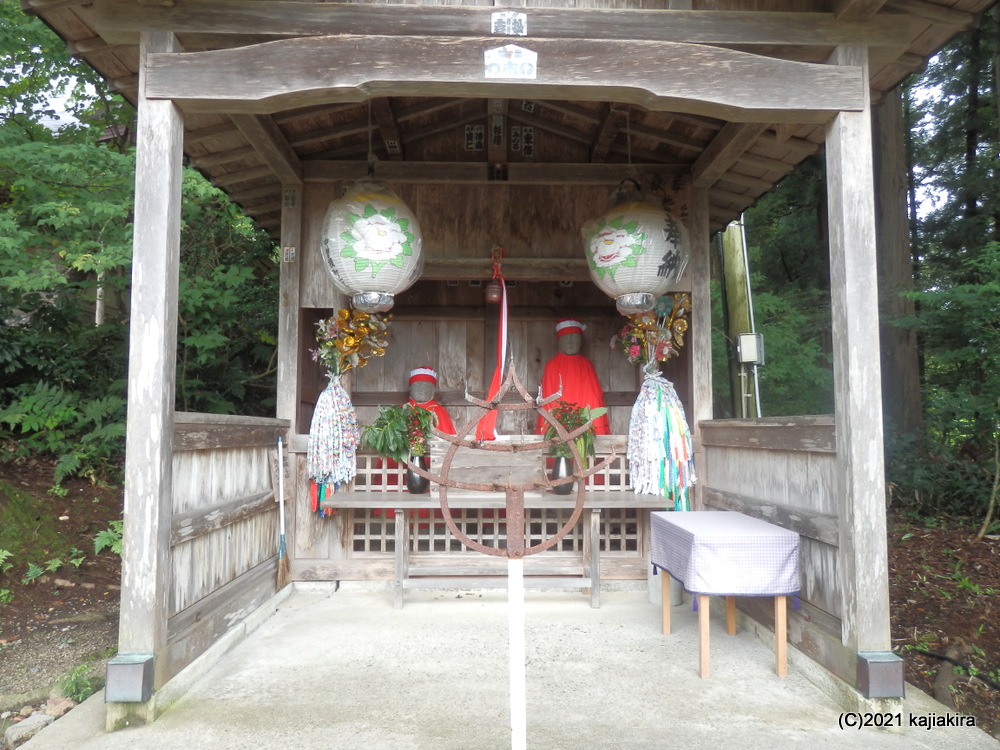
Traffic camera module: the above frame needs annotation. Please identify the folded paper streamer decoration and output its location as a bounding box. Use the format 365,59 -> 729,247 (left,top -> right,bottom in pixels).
627,372 -> 696,511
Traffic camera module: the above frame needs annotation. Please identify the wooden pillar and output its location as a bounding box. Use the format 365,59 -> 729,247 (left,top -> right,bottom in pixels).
108,31 -> 184,726
873,87 -> 922,439
825,46 -> 891,654
276,185 -> 302,432
689,186 -> 713,510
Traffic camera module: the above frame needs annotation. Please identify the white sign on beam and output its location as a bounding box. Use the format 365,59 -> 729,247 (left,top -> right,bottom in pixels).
491,11 -> 527,36
484,45 -> 537,80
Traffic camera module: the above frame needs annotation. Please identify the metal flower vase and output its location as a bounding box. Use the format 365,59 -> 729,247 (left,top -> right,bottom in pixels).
550,456 -> 575,495
406,455 -> 431,494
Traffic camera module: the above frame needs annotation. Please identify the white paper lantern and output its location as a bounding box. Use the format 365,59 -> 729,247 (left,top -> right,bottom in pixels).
321,181 -> 423,312
581,188 -> 689,315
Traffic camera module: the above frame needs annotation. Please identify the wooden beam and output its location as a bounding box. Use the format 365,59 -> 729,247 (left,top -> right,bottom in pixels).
833,0 -> 888,22
590,104 -> 628,163
170,490 -> 274,546
370,97 -> 404,159
145,37 -> 866,123
229,114 -> 302,184
692,122 -> 770,189
883,0 -> 975,28
423,257 -> 590,282
91,0 -> 912,50
300,160 -> 684,185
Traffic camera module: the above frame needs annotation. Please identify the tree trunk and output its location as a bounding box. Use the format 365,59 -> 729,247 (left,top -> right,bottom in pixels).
873,86 -> 923,438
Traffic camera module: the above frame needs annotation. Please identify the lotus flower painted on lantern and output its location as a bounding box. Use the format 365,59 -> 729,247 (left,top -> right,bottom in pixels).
338,203 -> 415,277
585,216 -> 647,280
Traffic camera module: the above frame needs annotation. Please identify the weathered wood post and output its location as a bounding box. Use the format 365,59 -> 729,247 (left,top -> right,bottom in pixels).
276,186 -> 302,435
105,31 -> 184,729
688,186 -> 712,510
825,45 -> 901,697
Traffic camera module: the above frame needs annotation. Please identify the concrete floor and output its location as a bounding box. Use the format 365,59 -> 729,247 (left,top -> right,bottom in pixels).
22,585 -> 1000,750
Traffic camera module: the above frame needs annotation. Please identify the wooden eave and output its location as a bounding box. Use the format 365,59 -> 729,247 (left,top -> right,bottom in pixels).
24,0 -> 998,236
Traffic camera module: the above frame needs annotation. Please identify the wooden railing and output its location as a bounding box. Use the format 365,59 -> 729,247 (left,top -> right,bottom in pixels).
164,413 -> 288,681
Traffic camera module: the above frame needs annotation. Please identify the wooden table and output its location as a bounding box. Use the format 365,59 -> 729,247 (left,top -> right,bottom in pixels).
650,510 -> 800,678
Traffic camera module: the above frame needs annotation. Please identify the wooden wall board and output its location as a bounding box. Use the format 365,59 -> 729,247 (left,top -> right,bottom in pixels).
163,558 -> 277,684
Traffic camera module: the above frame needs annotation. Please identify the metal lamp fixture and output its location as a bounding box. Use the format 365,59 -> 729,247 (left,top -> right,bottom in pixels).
581,182 -> 689,315
320,181 -> 423,313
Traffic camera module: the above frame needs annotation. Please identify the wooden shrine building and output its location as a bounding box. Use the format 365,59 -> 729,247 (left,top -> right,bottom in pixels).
24,0 -> 998,729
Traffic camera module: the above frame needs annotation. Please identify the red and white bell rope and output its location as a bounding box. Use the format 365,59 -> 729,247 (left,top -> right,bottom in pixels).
477,246 -> 508,440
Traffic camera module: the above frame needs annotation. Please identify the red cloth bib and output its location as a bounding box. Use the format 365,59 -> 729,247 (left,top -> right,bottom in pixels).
535,352 -> 610,435
408,398 -> 456,435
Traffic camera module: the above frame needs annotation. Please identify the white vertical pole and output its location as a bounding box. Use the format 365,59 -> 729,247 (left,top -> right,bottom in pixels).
508,557 -> 527,750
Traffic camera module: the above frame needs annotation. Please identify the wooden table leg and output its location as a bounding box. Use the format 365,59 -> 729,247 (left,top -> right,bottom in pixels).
775,595 -> 787,677
698,594 -> 710,678
660,570 -> 671,635
726,596 -> 737,635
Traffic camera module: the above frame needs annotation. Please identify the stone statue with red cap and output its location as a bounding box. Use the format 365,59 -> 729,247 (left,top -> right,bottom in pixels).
407,366 -> 455,435
535,319 -> 611,435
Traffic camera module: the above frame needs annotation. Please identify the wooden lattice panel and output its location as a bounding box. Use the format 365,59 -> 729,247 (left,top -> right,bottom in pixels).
349,508 -> 641,555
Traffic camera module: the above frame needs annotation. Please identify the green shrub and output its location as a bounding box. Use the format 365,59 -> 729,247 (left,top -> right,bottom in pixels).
94,520 -> 123,557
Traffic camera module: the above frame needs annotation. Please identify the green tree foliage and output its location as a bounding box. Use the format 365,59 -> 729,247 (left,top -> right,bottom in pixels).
1,0 -> 128,142
0,3 -> 279,484
176,173 -> 279,415
891,7 -> 1000,517
739,155 -> 835,417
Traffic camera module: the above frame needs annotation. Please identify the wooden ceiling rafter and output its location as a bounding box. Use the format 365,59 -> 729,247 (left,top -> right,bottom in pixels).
692,122 -> 772,189
392,98 -> 467,124
211,165 -> 274,187
833,0 -> 889,21
28,0 -> 997,238
590,104 -> 629,163
397,110 -> 489,147
505,108 -> 594,148
20,0 -> 89,13
230,114 -> 303,184
883,0 -> 976,27
190,144 -> 259,169
369,97 -> 404,159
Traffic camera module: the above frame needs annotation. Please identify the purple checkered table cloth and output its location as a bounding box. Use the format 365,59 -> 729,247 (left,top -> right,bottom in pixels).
650,511 -> 800,596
